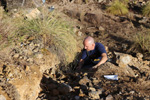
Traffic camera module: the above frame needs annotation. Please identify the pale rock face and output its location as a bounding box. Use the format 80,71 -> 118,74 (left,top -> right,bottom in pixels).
114,52 -> 132,67
25,8 -> 41,20
3,65 -> 42,100
0,95 -> 6,100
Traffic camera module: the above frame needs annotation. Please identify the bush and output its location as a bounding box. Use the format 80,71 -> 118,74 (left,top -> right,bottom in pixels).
135,29 -> 150,53
142,2 -> 150,17
106,0 -> 129,15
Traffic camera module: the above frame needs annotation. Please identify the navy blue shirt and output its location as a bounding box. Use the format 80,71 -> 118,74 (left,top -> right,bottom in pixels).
81,42 -> 106,65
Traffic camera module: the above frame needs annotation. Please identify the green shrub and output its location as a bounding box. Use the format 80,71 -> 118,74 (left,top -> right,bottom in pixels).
135,30 -> 150,53
142,2 -> 150,17
106,0 -> 129,15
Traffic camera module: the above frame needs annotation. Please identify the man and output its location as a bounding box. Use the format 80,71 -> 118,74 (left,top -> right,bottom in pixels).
77,36 -> 108,70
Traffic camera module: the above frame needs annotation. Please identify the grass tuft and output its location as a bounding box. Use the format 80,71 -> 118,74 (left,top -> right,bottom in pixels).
142,2 -> 150,17
106,0 -> 129,16
135,29 -> 150,53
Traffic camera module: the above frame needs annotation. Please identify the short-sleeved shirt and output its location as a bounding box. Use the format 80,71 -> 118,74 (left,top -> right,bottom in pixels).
81,42 -> 106,65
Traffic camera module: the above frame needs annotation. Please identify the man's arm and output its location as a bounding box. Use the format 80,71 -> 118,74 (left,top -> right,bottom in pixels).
93,53 -> 108,68
76,59 -> 84,70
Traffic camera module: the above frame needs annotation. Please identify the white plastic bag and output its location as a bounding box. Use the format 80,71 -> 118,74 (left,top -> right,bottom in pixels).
104,75 -> 118,80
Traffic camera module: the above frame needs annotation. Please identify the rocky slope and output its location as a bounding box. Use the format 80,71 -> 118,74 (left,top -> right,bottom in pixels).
0,0 -> 150,100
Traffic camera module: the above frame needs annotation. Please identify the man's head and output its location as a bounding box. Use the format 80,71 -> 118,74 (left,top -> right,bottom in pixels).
83,36 -> 95,51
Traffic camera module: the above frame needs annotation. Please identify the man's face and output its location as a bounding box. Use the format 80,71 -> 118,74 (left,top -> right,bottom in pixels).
83,41 -> 94,51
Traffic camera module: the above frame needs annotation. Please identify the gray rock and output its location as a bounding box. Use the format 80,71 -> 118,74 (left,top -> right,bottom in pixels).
61,83 -> 73,92
77,31 -> 82,36
89,87 -> 96,91
97,88 -> 103,94
139,17 -> 148,24
130,91 -> 135,94
58,83 -> 72,95
25,8 -> 41,20
99,26 -> 105,31
136,53 -> 143,60
106,95 -> 113,100
114,52 -> 132,67
79,76 -> 91,85
89,91 -> 100,99
98,0 -> 104,3
13,54 -> 20,59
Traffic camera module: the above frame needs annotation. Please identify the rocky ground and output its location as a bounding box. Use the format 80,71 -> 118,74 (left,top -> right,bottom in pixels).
36,52 -> 150,100
0,0 -> 150,100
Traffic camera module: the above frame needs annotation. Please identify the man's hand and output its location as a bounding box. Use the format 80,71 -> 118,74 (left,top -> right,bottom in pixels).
92,65 -> 98,69
76,59 -> 84,70
89,65 -> 98,71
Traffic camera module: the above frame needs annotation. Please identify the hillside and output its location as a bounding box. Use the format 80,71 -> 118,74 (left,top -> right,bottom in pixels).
0,0 -> 150,100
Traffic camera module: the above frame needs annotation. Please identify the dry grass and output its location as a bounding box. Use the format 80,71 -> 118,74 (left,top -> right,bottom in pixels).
106,0 -> 129,16
135,29 -> 150,53
0,10 -> 21,48
142,2 -> 150,17
0,7 -> 4,19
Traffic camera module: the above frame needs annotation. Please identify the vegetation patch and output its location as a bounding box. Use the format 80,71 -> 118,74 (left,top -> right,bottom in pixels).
0,7 -> 78,64
135,29 -> 150,53
106,0 -> 129,15
142,2 -> 150,17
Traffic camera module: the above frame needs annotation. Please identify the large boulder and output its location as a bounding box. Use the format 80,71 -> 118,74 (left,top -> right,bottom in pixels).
2,0 -> 43,10
114,52 -> 133,68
